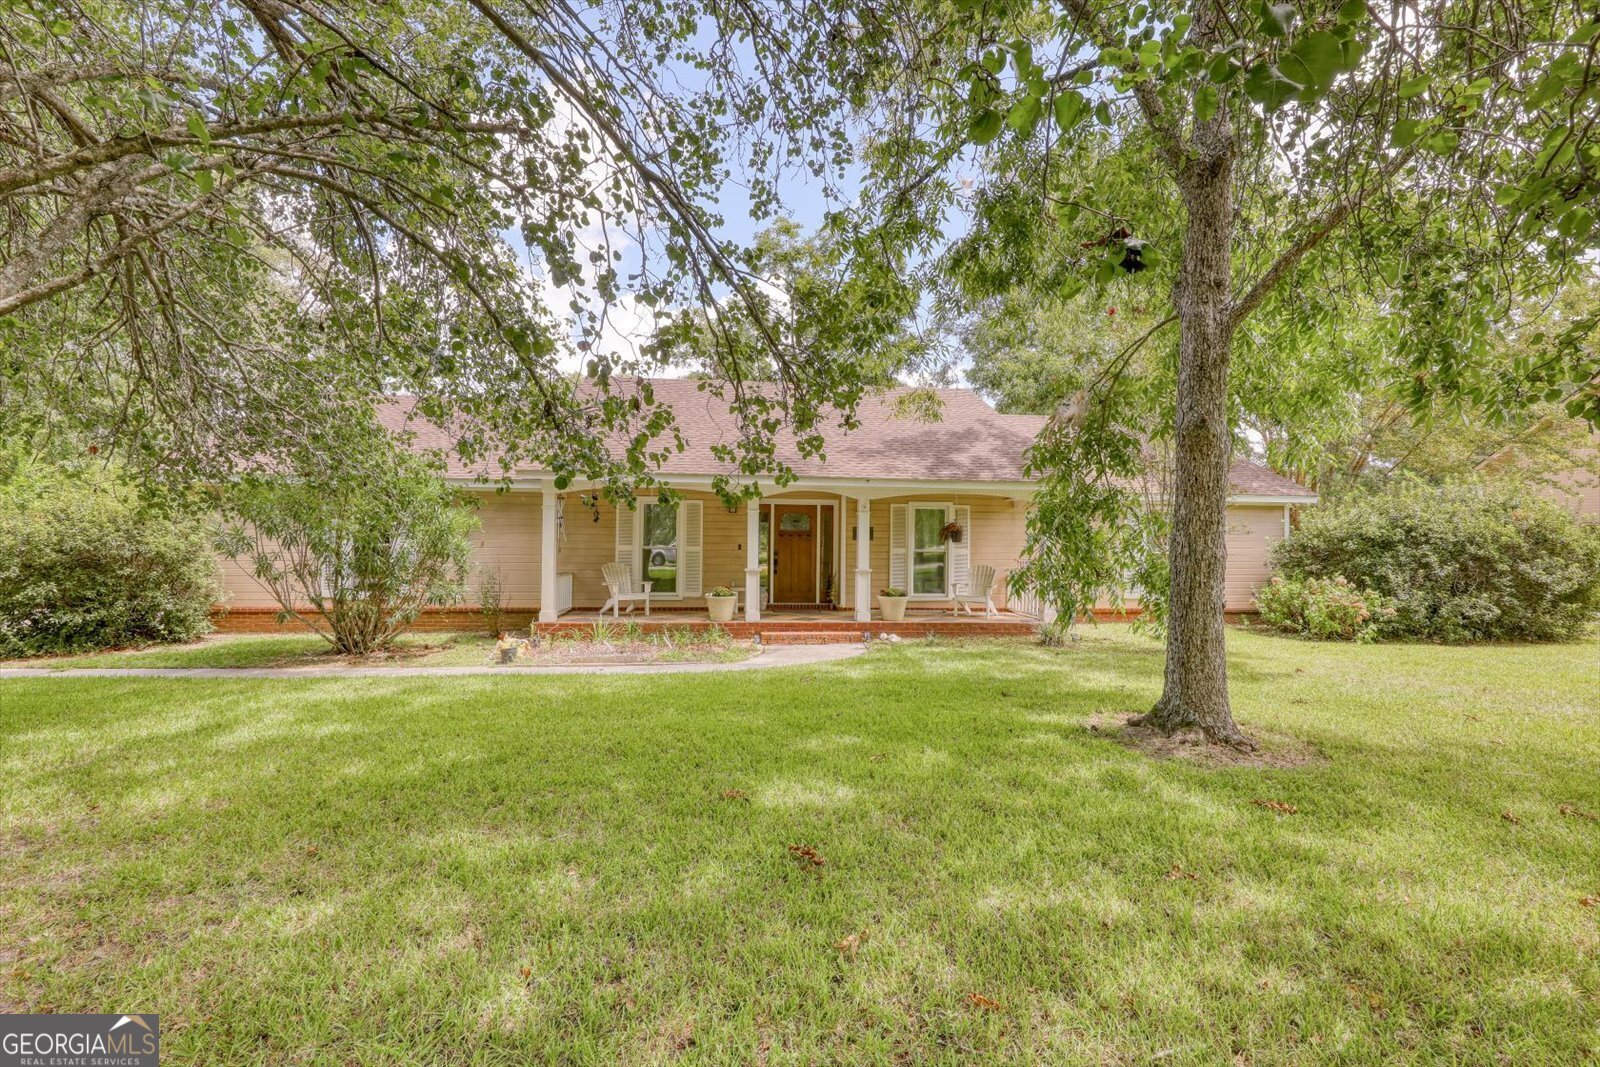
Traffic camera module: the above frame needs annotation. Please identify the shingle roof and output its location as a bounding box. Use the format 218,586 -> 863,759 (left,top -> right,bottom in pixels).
378,378 -> 1315,500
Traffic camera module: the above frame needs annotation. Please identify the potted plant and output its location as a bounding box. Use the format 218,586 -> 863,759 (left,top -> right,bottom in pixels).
706,585 -> 738,623
939,521 -> 964,544
878,586 -> 908,622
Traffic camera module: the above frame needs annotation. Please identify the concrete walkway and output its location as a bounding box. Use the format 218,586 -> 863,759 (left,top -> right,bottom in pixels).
0,642 -> 867,680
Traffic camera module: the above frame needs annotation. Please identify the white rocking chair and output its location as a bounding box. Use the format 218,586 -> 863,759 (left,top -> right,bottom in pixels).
951,564 -> 999,617
600,562 -> 652,618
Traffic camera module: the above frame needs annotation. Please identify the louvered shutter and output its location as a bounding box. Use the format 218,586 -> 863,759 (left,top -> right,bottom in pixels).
680,500 -> 703,597
889,504 -> 908,591
949,504 -> 971,595
615,505 -> 638,584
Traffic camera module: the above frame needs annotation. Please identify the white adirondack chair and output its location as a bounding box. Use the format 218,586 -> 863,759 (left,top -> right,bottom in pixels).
600,562 -> 652,618
951,564 -> 999,617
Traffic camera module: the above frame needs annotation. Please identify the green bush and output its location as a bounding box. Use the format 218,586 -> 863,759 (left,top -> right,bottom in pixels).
1255,575 -> 1391,642
1270,480 -> 1600,642
0,468 -> 219,656
217,452 -> 477,656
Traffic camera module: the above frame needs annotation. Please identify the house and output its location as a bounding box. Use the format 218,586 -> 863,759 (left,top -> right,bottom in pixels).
1475,418 -> 1600,523
213,379 -> 1318,634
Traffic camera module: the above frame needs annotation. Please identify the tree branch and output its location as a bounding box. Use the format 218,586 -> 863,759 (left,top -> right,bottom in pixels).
1227,146 -> 1419,330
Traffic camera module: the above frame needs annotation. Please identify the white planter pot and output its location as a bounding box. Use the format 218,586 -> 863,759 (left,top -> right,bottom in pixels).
878,596 -> 908,622
707,596 -> 737,623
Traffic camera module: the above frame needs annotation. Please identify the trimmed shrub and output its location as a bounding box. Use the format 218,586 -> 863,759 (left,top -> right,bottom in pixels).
0,469 -> 219,656
217,452 -> 478,655
1255,575 -> 1391,642
1270,479 -> 1600,642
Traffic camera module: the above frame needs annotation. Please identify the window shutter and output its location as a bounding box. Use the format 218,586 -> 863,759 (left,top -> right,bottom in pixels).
615,505 -> 638,583
680,499 -> 703,597
950,504 -> 971,594
889,504 -> 908,591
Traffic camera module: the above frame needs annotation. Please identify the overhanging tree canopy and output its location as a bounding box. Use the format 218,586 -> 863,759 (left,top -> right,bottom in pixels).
0,0 -> 902,493
851,0 -> 1600,745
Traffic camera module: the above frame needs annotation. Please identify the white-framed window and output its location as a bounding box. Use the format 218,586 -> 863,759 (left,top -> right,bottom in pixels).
909,503 -> 950,597
640,500 -> 680,595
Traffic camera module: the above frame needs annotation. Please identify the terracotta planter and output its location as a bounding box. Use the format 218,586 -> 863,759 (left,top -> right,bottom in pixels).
878,595 -> 908,622
707,595 -> 737,623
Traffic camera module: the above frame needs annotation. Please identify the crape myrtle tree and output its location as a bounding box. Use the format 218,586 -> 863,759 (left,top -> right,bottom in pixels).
858,0 -> 1600,746
0,0 -> 908,499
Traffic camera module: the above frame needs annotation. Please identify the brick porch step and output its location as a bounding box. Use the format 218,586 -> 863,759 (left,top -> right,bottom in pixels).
760,630 -> 865,646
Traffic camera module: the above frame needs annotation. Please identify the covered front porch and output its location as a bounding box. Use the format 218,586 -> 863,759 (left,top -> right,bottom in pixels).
524,478 -> 1048,627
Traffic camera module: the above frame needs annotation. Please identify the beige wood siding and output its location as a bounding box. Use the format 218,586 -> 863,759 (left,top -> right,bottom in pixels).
463,491 -> 542,608
215,547 -> 281,609
1224,505 -> 1287,611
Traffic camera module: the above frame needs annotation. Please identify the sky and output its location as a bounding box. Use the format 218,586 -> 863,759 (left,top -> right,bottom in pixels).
511,29 -> 960,383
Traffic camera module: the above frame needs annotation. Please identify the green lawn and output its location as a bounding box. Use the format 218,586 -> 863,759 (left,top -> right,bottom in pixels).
2,629 -> 1597,1064
0,628 -> 751,669
0,632 -> 489,669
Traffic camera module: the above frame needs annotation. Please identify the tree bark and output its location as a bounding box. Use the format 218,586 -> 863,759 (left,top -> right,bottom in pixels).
1135,89 -> 1254,749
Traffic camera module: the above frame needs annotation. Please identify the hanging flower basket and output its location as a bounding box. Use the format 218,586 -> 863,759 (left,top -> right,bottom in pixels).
939,521 -> 964,544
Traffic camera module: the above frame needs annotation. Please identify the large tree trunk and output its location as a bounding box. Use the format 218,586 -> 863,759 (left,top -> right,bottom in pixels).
1136,101 -> 1254,750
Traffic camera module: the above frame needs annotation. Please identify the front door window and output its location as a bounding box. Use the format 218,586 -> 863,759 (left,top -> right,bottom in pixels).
911,505 -> 948,595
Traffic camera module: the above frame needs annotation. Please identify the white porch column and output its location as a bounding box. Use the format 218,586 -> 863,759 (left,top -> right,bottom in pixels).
538,487 -> 559,623
744,495 -> 762,623
854,495 -> 872,623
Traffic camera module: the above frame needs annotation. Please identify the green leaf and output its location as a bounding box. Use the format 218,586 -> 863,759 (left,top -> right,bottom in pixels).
194,169 -> 215,194
1007,94 -> 1042,136
186,111 -> 211,147
1398,73 -> 1432,99
1053,91 -> 1088,131
1421,128 -> 1459,155
1285,31 -> 1345,94
1257,1 -> 1297,38
1390,118 -> 1425,147
1194,84 -> 1220,125
1207,53 -> 1239,83
969,109 -> 1003,145
1244,63 -> 1300,112
1336,0 -> 1367,23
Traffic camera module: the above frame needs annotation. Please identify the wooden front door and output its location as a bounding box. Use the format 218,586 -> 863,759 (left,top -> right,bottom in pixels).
772,506 -> 817,603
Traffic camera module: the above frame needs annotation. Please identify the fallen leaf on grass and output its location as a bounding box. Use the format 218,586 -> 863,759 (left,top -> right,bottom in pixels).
721,789 -> 749,802
1580,896 -> 1597,908
1500,811 -> 1521,826
1252,798 -> 1298,815
835,929 -> 869,959
1164,864 -> 1199,881
520,965 -> 532,979
304,845 -> 320,857
787,844 -> 826,868
967,992 -> 1005,1012
1559,804 -> 1597,822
